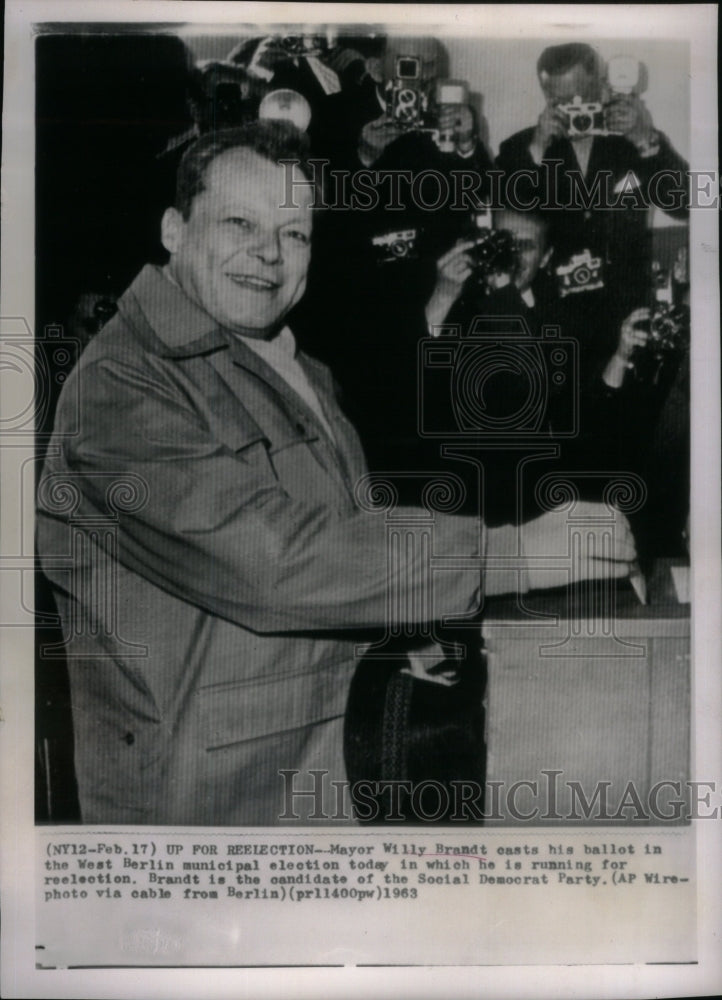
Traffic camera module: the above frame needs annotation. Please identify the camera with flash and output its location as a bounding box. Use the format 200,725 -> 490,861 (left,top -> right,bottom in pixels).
385,63 -> 472,155
558,56 -> 642,138
431,80 -> 470,152
604,55 -> 641,135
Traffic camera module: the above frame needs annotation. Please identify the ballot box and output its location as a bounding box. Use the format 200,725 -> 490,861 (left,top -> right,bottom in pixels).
481,560 -> 690,825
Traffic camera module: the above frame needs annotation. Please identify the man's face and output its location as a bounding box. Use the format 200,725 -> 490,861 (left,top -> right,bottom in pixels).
540,63 -> 602,107
162,148 -> 313,337
495,212 -> 551,293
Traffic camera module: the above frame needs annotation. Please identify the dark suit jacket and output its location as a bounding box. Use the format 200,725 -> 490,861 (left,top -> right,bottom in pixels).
495,128 -> 688,315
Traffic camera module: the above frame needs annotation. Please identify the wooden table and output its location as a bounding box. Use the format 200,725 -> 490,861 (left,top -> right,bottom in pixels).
481,562 -> 690,825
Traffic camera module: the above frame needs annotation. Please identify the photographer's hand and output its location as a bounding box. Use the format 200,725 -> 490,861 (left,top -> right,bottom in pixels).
602,307 -> 651,387
521,501 -> 636,591
529,105 -> 567,162
358,113 -> 407,166
606,95 -> 659,154
425,240 -> 475,331
436,104 -> 476,155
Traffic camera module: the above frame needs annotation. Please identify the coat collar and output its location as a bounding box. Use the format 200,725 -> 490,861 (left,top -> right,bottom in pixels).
120,264 -> 227,358
120,262 -> 337,401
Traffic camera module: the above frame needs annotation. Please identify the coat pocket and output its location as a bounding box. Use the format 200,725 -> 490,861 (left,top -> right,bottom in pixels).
198,657 -> 356,749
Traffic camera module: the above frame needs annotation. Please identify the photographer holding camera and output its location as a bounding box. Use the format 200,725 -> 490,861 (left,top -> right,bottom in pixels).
366,37 -> 493,262
423,207 -> 668,525
495,43 -> 688,323
298,36 -> 495,474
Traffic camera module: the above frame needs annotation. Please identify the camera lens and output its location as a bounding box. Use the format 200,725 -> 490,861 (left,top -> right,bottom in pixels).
571,113 -> 592,133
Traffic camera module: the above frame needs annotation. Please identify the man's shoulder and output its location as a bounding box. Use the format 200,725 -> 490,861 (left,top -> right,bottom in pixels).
75,285 -> 161,373
497,126 -> 537,156
74,304 -> 145,370
65,268 -> 189,398
592,133 -> 643,166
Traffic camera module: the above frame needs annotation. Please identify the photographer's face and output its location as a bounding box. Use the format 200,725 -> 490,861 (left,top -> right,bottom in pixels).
495,212 -> 551,293
162,149 -> 313,338
540,64 -> 602,107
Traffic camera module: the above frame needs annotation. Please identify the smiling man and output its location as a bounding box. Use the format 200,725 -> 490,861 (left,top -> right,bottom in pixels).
37,121 -> 636,826
162,138 -> 312,333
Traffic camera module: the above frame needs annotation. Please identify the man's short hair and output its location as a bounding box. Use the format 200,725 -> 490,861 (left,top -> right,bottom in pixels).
493,205 -> 550,245
537,43 -> 600,80
175,120 -> 316,219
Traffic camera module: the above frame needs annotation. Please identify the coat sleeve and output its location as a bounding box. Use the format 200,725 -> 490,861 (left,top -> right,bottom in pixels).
45,353 -> 525,634
635,132 -> 689,220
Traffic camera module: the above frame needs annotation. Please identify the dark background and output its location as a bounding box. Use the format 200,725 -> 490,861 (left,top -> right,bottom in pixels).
35,31 -> 193,821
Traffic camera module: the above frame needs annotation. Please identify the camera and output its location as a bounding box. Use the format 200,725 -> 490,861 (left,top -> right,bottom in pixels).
384,53 -> 472,155
419,321 -> 579,439
558,58 -> 642,139
555,249 -> 605,298
631,302 -> 689,385
371,227 -> 419,264
430,79 -> 469,152
468,228 -> 519,285
631,260 -> 689,383
557,95 -> 606,138
649,304 -> 689,357
460,211 -> 519,288
278,34 -> 330,58
191,62 -> 260,131
385,55 -> 432,126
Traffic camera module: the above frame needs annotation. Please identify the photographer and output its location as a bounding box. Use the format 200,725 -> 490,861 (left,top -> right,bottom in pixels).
495,43 -> 688,324
299,38 -> 494,461
307,34 -> 389,172
423,207 -> 664,525
365,37 -> 493,263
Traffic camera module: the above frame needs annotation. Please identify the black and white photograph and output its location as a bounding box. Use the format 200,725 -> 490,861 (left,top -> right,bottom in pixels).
1,1 -> 720,995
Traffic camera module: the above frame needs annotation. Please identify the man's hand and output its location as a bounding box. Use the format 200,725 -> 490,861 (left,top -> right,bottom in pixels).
602,307 -> 651,387
529,105 -> 568,161
436,103 -> 476,154
425,239 -> 476,330
616,307 -> 651,362
358,113 -> 407,166
605,95 -> 657,152
521,501 -> 636,591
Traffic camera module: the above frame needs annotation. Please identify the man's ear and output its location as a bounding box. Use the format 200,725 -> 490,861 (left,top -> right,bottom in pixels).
161,207 -> 185,255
